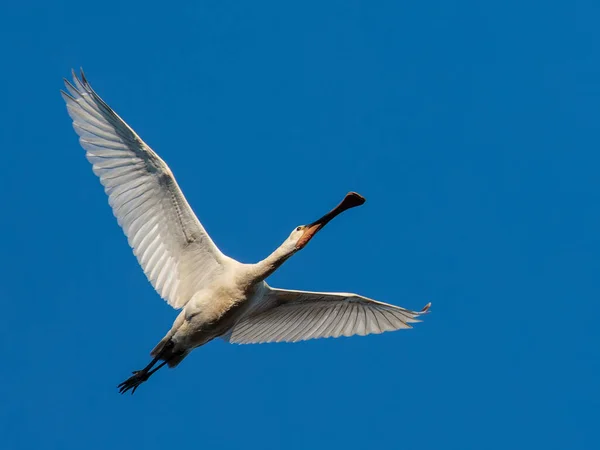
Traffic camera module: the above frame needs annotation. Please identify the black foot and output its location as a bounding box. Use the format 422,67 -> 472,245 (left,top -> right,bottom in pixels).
118,370 -> 150,395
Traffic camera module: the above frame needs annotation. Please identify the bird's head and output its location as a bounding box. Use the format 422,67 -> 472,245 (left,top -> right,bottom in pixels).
285,192 -> 366,251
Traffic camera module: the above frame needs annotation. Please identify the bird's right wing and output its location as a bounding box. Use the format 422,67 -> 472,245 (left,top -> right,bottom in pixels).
62,70 -> 231,309
227,287 -> 430,344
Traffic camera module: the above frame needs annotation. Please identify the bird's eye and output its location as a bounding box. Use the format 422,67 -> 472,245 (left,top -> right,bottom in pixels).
296,226 -> 302,231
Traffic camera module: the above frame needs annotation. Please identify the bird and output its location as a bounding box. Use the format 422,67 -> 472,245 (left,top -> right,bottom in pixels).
61,69 -> 431,394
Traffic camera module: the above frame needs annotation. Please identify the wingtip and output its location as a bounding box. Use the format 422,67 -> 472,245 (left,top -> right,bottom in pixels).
68,67 -> 88,85
420,302 -> 432,314
60,89 -> 74,102
80,67 -> 88,84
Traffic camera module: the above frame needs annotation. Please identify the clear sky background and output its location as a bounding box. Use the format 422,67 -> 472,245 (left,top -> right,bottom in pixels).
0,1 -> 598,449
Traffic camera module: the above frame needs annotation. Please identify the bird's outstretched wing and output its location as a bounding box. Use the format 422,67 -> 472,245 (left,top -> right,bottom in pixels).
62,69 -> 230,309
226,287 -> 430,344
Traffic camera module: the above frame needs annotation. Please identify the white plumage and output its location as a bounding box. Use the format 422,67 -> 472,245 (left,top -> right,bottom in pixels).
227,289 -> 424,344
62,72 -> 230,309
62,69 -> 430,394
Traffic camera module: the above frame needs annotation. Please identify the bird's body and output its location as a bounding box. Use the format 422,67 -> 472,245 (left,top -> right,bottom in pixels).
61,70 -> 430,394
156,269 -> 264,364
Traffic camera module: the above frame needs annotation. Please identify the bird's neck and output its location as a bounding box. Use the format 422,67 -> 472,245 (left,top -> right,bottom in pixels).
250,244 -> 295,283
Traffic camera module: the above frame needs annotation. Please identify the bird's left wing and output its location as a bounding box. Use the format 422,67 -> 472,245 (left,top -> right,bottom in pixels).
226,287 -> 430,344
62,70 -> 231,309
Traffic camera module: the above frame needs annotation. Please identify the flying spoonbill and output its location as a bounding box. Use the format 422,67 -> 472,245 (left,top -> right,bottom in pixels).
61,70 -> 431,394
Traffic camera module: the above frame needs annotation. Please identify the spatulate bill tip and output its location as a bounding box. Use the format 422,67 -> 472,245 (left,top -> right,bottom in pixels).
341,192 -> 366,209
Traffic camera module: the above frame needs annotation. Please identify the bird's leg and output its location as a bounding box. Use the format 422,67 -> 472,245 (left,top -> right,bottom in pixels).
145,360 -> 169,378
117,354 -> 162,395
118,340 -> 178,394
139,354 -> 161,374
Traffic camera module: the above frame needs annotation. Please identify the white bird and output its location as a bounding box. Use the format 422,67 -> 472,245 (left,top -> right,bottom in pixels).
61,70 -> 431,394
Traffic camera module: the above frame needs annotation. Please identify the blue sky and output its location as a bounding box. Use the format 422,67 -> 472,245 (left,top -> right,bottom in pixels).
1,0 -> 598,449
